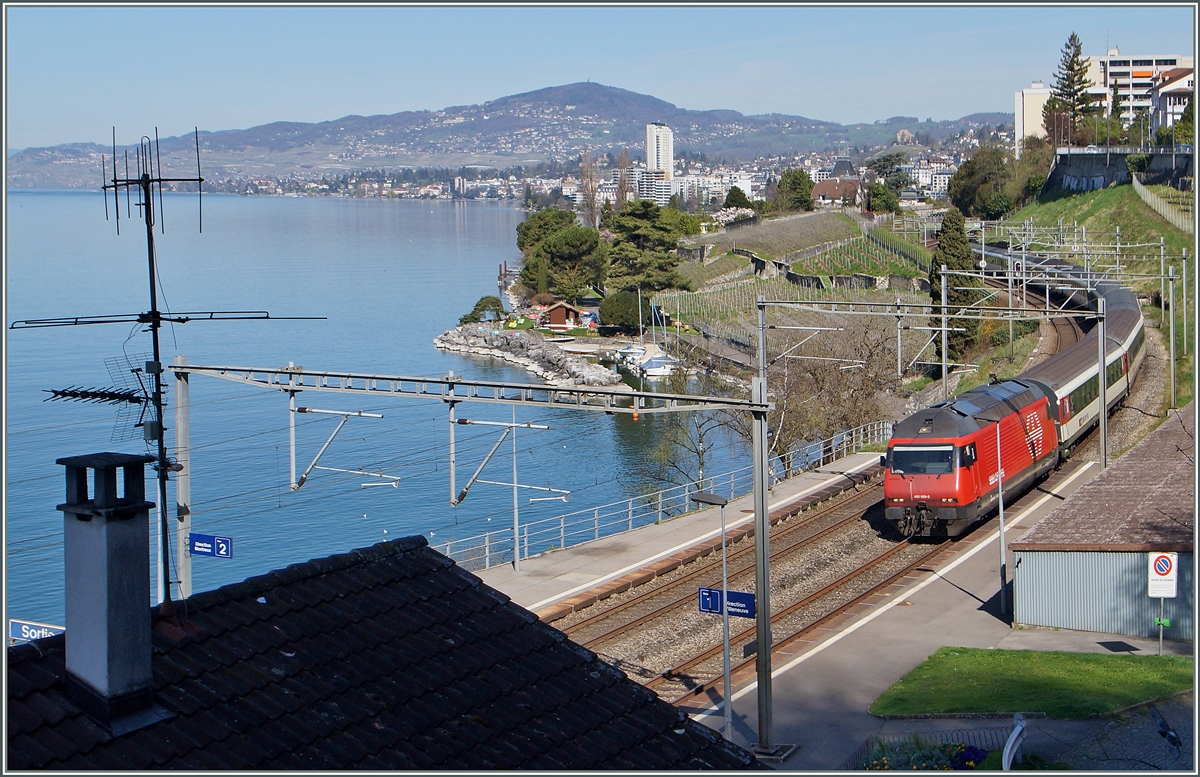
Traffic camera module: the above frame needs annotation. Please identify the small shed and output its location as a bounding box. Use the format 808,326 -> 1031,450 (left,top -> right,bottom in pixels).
542,301 -> 583,331
1011,405 -> 1194,639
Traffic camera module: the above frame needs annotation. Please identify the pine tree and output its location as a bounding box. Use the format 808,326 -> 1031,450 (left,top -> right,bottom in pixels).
928,207 -> 982,364
1050,33 -> 1097,140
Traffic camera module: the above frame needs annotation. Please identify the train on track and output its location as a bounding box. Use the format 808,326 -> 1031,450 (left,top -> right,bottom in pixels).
883,255 -> 1146,537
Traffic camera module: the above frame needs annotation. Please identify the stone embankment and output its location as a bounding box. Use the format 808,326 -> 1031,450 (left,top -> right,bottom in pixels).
434,325 -> 624,387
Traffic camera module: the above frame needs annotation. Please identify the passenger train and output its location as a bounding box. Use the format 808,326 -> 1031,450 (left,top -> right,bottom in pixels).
883,255 -> 1146,538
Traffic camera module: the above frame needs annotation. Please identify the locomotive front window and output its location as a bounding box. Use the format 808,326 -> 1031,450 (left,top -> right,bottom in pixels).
890,445 -> 955,474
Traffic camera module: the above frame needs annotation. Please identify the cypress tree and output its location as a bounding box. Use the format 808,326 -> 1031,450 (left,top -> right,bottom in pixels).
929,207 -> 982,364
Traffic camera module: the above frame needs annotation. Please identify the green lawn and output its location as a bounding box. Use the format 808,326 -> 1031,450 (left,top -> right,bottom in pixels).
870,647 -> 1193,720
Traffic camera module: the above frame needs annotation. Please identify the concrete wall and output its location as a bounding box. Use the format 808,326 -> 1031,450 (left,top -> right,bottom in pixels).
1047,150 -> 1193,192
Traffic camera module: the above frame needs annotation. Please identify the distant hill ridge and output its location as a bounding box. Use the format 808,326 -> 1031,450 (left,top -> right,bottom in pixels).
7,82 -> 1012,189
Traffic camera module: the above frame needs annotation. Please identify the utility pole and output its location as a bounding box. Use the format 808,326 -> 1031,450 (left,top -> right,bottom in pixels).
941,264 -> 949,400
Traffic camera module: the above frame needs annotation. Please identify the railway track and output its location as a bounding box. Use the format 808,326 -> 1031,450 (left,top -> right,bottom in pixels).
563,484 -> 884,649
651,538 -> 946,704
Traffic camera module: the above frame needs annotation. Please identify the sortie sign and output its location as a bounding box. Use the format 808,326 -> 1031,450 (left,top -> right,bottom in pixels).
1148,552 -> 1178,598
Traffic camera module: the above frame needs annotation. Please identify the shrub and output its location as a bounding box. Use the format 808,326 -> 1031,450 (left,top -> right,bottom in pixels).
990,319 -> 1040,346
531,292 -> 556,306
1126,154 -> 1151,175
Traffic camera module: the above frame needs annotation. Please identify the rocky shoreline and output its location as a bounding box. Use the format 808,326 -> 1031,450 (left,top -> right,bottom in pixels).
434,325 -> 625,387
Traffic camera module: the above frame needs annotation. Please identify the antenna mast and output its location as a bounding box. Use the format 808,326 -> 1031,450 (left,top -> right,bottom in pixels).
103,128 -> 203,616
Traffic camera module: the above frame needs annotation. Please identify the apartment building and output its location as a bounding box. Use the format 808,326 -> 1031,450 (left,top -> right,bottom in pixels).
1085,47 -> 1193,125
1014,80 -> 1053,158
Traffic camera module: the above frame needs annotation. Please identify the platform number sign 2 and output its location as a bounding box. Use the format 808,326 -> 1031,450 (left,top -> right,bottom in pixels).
190,533 -> 233,559
1148,552 -> 1177,598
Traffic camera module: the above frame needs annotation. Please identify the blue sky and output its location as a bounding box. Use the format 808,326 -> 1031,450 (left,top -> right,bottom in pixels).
5,5 -> 1195,150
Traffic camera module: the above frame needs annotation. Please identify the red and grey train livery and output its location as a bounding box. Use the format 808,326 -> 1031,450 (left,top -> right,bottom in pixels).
884,274 -> 1146,537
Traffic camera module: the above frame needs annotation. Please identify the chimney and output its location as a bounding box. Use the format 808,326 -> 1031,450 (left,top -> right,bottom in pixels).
56,452 -> 157,729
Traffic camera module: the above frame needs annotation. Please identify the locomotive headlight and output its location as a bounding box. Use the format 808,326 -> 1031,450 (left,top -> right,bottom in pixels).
889,497 -> 905,503
940,497 -> 957,503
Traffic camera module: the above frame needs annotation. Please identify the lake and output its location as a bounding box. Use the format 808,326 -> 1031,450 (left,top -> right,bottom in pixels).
5,191 -> 747,624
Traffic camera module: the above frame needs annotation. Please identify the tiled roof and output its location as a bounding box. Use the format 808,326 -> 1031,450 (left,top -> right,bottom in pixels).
7,536 -> 756,770
1012,405 -> 1194,552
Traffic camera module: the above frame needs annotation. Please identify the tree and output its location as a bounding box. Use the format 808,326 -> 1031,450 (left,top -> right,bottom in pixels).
648,369 -> 738,488
616,148 -> 633,211
578,151 -> 599,228
948,146 -> 1011,218
598,290 -> 649,330
1049,32 -> 1096,141
516,207 -> 576,254
866,182 -> 899,213
731,316 -> 897,458
723,185 -> 752,210
604,200 -> 692,293
775,168 -> 814,211
529,226 -> 607,300
522,182 -> 534,209
458,296 -> 507,326
928,207 -> 983,362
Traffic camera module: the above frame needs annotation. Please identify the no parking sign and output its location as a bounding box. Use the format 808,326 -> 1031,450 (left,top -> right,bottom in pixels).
1148,552 -> 1178,598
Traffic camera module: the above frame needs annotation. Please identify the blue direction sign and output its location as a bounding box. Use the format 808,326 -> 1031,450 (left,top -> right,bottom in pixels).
9,619 -> 65,643
698,587 -> 756,618
190,533 -> 233,558
726,590 -> 756,619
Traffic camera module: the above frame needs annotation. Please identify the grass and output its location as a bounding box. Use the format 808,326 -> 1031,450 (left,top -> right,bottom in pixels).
953,324 -> 1043,394
869,647 -> 1193,720
1008,185 -> 1191,274
677,252 -> 750,288
976,751 -> 1070,770
682,211 -> 860,260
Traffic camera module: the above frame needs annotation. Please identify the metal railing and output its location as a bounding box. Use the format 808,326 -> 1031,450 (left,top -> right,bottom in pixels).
1132,174 -> 1195,234
431,419 -> 893,571
1056,145 -> 1194,155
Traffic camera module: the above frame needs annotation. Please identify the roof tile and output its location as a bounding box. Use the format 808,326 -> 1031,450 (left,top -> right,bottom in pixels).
7,732 -> 56,770
7,534 -> 756,770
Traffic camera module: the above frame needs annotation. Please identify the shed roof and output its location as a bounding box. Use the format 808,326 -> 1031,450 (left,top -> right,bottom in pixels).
7,535 -> 756,770
1012,405 -> 1194,552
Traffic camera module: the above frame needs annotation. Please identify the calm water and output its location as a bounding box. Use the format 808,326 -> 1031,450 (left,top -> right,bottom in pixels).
5,192 -> 746,624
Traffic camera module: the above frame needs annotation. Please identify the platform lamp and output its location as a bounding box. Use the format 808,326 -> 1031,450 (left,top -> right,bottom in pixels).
692,490 -> 733,740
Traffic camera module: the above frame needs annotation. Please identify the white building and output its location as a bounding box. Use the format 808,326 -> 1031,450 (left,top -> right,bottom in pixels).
1085,48 -> 1194,125
646,123 -> 674,181
1014,80 -> 1053,158
1151,68 -> 1194,131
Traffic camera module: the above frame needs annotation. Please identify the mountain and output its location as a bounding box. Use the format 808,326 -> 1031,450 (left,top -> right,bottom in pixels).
6,82 -> 1012,189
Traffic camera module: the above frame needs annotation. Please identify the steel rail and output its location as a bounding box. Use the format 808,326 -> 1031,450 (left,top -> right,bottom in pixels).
652,539 -> 944,703
568,485 -> 883,648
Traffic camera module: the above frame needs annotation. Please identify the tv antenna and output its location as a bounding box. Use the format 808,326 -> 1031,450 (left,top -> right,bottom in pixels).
10,127 -> 324,614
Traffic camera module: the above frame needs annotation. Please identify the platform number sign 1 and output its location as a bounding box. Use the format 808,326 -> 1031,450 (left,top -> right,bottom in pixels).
1148,552 -> 1177,598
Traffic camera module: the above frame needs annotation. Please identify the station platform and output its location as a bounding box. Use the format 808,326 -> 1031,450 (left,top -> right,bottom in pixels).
477,452 -> 883,617
476,452 -> 1194,770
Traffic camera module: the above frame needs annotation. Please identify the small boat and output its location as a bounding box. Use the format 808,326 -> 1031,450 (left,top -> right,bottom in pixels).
638,354 -> 680,378
616,344 -> 646,365
545,336 -> 576,343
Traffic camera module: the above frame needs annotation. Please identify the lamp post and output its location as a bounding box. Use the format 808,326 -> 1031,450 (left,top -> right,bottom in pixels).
692,491 -> 732,740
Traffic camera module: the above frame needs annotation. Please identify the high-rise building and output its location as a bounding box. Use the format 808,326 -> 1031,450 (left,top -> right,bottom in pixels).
646,123 -> 674,181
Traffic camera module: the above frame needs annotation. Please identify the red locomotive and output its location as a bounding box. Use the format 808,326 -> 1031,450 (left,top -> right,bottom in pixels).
884,379 -> 1059,537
